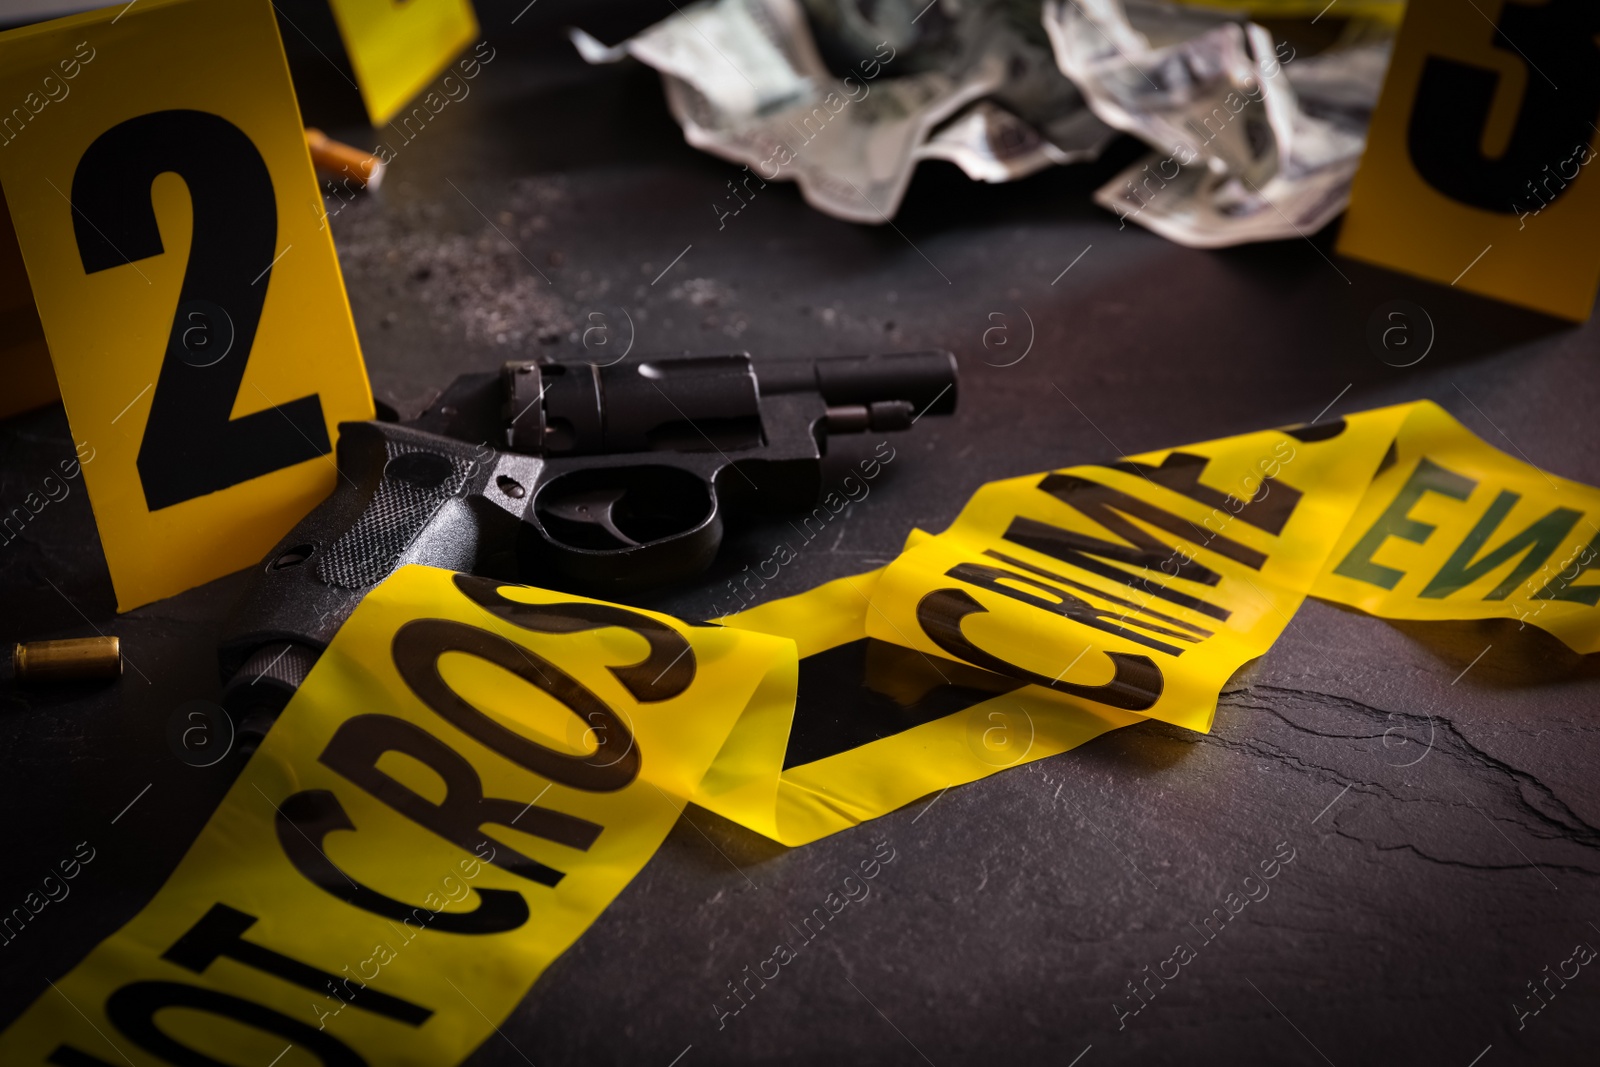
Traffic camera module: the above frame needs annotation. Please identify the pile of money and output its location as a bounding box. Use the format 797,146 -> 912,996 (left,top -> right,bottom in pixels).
573,0 -> 1394,246
1049,0 -> 1390,246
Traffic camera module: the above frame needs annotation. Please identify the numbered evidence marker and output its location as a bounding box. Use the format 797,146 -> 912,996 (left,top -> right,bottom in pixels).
0,0 -> 373,611
1337,0 -> 1600,321
327,0 -> 479,126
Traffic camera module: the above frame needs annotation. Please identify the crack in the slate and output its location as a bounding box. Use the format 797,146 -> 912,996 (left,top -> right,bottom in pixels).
1207,683 -> 1600,866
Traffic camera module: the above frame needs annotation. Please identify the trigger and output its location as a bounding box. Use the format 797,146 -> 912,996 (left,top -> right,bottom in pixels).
543,488 -> 640,547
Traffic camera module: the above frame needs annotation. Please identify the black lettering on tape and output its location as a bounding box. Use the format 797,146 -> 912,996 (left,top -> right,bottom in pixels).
998,468 -> 1283,624
320,714 -> 600,887
452,574 -> 696,701
1420,491 -> 1582,600
1534,533 -> 1600,605
164,903 -> 430,1025
1284,420 -> 1347,444
1333,457 -> 1475,590
945,560 -> 1201,657
277,789 -> 530,934
105,980 -> 366,1066
983,548 -> 1213,642
1038,471 -> 1266,571
916,587 -> 1162,711
393,618 -> 641,791
48,1048 -> 119,1066
1104,452 -> 1302,535
1005,515 -> 1232,622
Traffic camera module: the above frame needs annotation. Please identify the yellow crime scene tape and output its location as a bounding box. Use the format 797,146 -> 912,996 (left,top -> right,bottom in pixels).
7,399 -> 1598,1065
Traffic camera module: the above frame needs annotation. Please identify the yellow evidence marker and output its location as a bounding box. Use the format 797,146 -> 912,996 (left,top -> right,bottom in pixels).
1338,0 -> 1600,320
0,0 -> 374,610
327,0 -> 481,127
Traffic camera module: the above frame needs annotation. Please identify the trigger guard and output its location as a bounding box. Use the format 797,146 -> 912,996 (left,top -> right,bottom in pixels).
524,464 -> 723,591
521,513 -> 723,591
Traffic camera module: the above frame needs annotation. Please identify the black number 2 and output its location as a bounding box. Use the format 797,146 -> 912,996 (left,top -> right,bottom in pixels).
1407,0 -> 1600,213
71,109 -> 329,511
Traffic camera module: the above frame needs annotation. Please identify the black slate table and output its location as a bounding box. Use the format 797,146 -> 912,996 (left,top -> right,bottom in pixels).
3,3 -> 1598,1064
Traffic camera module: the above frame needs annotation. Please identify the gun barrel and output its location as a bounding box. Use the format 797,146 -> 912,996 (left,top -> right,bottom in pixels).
757,350 -> 957,416
504,350 -> 958,455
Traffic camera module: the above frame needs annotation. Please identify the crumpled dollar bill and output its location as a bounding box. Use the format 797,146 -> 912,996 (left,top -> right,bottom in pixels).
915,99 -> 1111,182
573,0 -> 1391,246
1046,0 -> 1389,247
571,0 -> 1110,222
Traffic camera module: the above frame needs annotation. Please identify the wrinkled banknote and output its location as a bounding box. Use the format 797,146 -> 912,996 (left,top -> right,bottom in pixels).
917,99 -> 1113,181
912,10 -> 1117,183
573,0 -> 1389,244
572,0 -> 1107,224
1095,121 -> 1361,248
1046,0 -> 1293,186
1045,0 -> 1388,247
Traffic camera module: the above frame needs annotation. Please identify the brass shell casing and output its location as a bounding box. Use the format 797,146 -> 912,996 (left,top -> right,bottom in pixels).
13,637 -> 122,683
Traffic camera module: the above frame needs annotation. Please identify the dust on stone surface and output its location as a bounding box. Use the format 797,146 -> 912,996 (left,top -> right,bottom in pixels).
667,277 -> 747,337
669,277 -> 733,309
328,177 -> 759,346
329,176 -> 577,349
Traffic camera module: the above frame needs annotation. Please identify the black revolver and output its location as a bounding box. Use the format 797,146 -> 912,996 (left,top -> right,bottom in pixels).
218,350 -> 957,729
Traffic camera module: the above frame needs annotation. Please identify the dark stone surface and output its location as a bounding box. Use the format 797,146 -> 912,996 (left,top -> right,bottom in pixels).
2,2 -> 1598,1064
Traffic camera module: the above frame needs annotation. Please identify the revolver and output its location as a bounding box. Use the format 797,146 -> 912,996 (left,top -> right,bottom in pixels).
218,349 -> 957,731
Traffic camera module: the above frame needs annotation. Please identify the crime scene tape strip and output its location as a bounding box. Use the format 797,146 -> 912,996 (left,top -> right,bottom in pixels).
860,401 -> 1411,735
7,399 -> 1599,1064
856,399 -> 1600,741
699,567 -> 1145,846
1,570 -> 798,1066
1312,402 -> 1600,650
697,402 -> 1600,841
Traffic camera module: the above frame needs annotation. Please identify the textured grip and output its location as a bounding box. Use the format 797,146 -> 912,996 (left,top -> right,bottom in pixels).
317,439 -> 474,590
